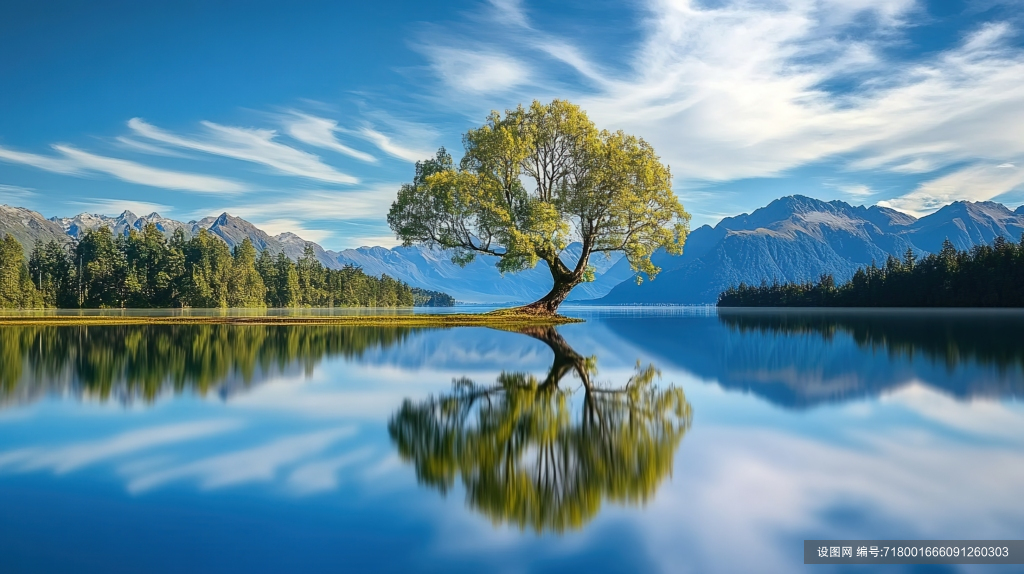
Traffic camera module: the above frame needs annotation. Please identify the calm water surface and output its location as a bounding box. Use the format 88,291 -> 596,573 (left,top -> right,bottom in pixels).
1,308 -> 1023,573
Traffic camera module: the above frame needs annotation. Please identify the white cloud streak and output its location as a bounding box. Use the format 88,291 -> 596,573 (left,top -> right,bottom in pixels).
878,162 -> 1024,216
422,0 -> 1024,215
357,128 -> 434,163
0,143 -> 246,193
242,186 -> 399,220
285,113 -> 377,163
423,46 -> 531,95
56,145 -> 247,193
0,145 -> 81,174
129,118 -> 360,184
0,184 -> 35,202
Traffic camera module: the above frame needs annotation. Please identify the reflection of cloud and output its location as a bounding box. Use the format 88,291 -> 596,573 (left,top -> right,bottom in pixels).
629,414 -> 1024,572
0,420 -> 242,474
127,427 -> 356,493
230,388 -> 419,419
882,382 -> 1024,441
287,446 -> 375,494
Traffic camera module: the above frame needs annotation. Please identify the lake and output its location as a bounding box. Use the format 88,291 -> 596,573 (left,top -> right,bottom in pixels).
1,307 -> 1023,573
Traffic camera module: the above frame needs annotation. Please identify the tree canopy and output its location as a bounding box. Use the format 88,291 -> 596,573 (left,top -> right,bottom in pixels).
388,326 -> 692,532
388,100 -> 690,314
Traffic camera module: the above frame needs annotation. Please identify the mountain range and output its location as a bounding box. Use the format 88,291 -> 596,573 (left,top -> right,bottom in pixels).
0,205 -> 627,303
2,195 -> 1023,304
594,195 -> 1024,304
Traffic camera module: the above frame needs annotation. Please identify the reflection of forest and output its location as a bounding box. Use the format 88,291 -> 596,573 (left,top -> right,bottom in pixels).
389,327 -> 691,533
0,325 -> 412,405
719,310 -> 1024,372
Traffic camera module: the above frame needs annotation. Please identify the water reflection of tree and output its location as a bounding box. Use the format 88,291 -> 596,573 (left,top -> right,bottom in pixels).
388,327 -> 692,533
0,325 -> 411,403
719,310 -> 1024,372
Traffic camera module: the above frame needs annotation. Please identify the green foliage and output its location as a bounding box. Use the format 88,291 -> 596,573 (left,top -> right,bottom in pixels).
388,327 -> 691,532
228,239 -> 267,307
718,235 -> 1024,307
2,227 -> 433,309
411,287 -> 455,307
0,324 -> 412,404
0,234 -> 41,309
388,100 -> 690,312
181,229 -> 233,308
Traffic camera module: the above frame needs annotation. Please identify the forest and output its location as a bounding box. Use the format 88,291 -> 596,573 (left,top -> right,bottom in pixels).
718,236 -> 1024,307
0,323 -> 414,404
0,225 -> 449,309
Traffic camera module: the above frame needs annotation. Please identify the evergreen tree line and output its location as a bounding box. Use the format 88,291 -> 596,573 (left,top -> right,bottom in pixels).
718,311 -> 1024,374
0,225 -> 435,308
1,324 -> 413,403
411,287 -> 456,307
718,236 -> 1024,307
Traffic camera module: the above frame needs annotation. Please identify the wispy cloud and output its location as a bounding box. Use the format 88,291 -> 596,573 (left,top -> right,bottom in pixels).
0,143 -> 246,193
878,162 -> 1024,216
0,145 -> 80,174
284,113 -> 377,163
0,184 -> 35,202
56,145 -> 247,193
836,184 -> 875,199
357,128 -> 433,163
249,218 -> 334,244
129,118 -> 360,184
198,185 -> 403,247
418,0 -> 1024,215
114,136 -> 191,158
422,46 -> 530,94
208,184 -> 400,223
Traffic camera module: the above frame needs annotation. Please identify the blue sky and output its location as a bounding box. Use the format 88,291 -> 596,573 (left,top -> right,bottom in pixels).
1,0 -> 1022,250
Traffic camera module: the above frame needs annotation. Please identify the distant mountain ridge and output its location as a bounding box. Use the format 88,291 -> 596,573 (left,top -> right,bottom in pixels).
5,194 -> 1023,305
50,210 -> 340,269
2,205 -> 629,303
595,195 -> 1024,305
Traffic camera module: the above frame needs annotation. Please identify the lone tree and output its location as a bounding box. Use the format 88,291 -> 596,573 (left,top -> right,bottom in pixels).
388,100 -> 690,315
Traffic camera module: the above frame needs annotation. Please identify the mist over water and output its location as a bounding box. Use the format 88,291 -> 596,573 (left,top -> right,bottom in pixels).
1,308 -> 1022,573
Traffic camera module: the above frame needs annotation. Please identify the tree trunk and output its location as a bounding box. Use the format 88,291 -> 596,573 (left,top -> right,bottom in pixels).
513,274 -> 580,315
515,326 -> 592,390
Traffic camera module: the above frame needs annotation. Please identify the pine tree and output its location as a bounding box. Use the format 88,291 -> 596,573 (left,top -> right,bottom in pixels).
228,238 -> 267,307
0,234 -> 26,308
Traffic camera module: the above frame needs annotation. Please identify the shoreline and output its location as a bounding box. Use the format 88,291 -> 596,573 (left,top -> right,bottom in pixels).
0,313 -> 582,327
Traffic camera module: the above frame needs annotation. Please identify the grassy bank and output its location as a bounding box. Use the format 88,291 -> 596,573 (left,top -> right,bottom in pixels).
0,312 -> 582,327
